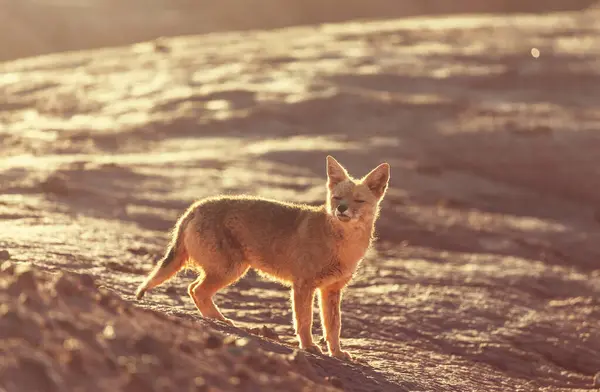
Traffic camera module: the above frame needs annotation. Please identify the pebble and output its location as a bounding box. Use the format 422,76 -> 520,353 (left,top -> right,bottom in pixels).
52,273 -> 80,296
325,376 -> 344,389
40,174 -> 69,195
1,260 -> 14,273
0,249 -> 10,261
102,324 -> 116,340
288,350 -> 319,380
12,264 -> 37,293
205,335 -> 223,349
260,326 -> 279,340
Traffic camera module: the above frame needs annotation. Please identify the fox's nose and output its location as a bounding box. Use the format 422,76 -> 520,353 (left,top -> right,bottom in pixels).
337,204 -> 348,213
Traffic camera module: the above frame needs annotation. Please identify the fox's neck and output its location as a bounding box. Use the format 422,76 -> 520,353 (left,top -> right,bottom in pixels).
326,213 -> 376,265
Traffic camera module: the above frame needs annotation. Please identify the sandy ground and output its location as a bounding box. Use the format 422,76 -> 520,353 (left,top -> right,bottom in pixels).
1,8 -> 600,392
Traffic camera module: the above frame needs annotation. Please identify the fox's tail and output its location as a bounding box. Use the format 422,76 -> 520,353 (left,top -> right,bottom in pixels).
135,210 -> 194,300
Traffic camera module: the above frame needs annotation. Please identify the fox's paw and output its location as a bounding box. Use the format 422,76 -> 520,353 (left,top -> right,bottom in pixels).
221,318 -> 236,327
302,344 -> 323,355
331,350 -> 352,361
135,289 -> 146,300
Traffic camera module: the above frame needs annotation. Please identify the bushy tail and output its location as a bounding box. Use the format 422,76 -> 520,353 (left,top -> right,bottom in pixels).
135,210 -> 194,300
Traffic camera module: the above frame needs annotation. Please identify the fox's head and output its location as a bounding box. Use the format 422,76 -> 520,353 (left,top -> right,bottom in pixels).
325,155 -> 390,225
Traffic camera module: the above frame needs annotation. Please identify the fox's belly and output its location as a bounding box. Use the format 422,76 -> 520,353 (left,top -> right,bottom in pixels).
247,253 -> 354,288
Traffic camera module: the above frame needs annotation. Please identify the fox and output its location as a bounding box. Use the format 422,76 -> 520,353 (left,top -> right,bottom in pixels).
135,155 -> 390,360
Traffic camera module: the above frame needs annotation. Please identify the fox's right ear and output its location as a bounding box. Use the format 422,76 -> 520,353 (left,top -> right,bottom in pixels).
326,155 -> 348,190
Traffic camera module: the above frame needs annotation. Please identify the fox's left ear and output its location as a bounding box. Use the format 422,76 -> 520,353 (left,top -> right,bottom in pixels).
363,163 -> 390,199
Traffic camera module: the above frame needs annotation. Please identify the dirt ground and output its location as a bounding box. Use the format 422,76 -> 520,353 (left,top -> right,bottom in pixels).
1,7 -> 600,392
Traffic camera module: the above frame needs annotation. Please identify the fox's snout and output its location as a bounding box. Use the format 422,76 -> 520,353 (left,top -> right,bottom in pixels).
336,203 -> 348,213
334,201 -> 362,222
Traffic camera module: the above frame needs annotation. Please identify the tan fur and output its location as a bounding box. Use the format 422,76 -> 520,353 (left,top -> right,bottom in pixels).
136,155 -> 390,360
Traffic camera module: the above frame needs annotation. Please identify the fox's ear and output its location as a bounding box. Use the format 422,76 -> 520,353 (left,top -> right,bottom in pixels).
363,163 -> 390,198
326,155 -> 348,189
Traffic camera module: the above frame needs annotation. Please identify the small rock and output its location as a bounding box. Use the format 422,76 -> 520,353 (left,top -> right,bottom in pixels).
52,273 -> 80,296
127,246 -> 149,256
98,294 -> 113,308
59,349 -> 84,371
234,338 -> 251,348
165,286 -> 178,295
288,349 -> 309,366
63,338 -> 82,351
288,350 -> 319,380
0,249 -> 10,261
325,376 -> 344,389
192,376 -> 208,392
1,260 -> 14,273
106,261 -> 133,273
234,365 -> 252,383
178,341 -> 193,354
593,372 -> 600,387
1,307 -> 20,326
102,324 -> 116,340
18,292 -> 37,307
260,326 -> 279,340
12,264 -> 37,293
117,356 -> 137,374
116,304 -> 132,315
205,335 -> 223,349
140,354 -> 159,366
260,356 -> 282,375
154,40 -> 171,53
122,372 -> 149,391
133,334 -> 157,354
40,174 -> 69,196
0,303 -> 10,317
76,273 -> 96,288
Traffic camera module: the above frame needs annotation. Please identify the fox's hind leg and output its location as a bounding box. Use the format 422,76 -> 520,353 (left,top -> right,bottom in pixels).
188,264 -> 249,326
184,217 -> 249,325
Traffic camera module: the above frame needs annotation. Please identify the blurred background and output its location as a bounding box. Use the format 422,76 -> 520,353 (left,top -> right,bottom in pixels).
1,0 -> 598,61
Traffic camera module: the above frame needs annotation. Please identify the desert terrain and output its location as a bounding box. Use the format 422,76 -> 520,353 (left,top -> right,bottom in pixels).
1,5 -> 600,392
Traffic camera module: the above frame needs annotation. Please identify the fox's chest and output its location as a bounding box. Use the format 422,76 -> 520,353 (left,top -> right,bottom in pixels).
314,254 -> 362,289
337,232 -> 371,261
316,236 -> 370,287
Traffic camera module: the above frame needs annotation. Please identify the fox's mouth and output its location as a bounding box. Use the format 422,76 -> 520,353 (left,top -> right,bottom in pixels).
335,211 -> 352,222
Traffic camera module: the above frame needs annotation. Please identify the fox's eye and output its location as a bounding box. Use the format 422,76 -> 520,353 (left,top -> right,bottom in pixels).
354,199 -> 365,203
333,196 -> 342,201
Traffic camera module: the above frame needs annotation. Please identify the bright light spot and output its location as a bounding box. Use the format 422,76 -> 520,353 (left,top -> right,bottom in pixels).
205,99 -> 230,110
531,48 -> 540,58
0,73 -> 19,85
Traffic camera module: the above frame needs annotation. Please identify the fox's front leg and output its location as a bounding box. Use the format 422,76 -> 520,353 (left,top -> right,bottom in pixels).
319,284 -> 352,361
291,283 -> 322,354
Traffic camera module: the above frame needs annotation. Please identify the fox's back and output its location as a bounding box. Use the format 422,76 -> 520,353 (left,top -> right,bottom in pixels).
185,195 -> 335,282
192,195 -> 321,231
